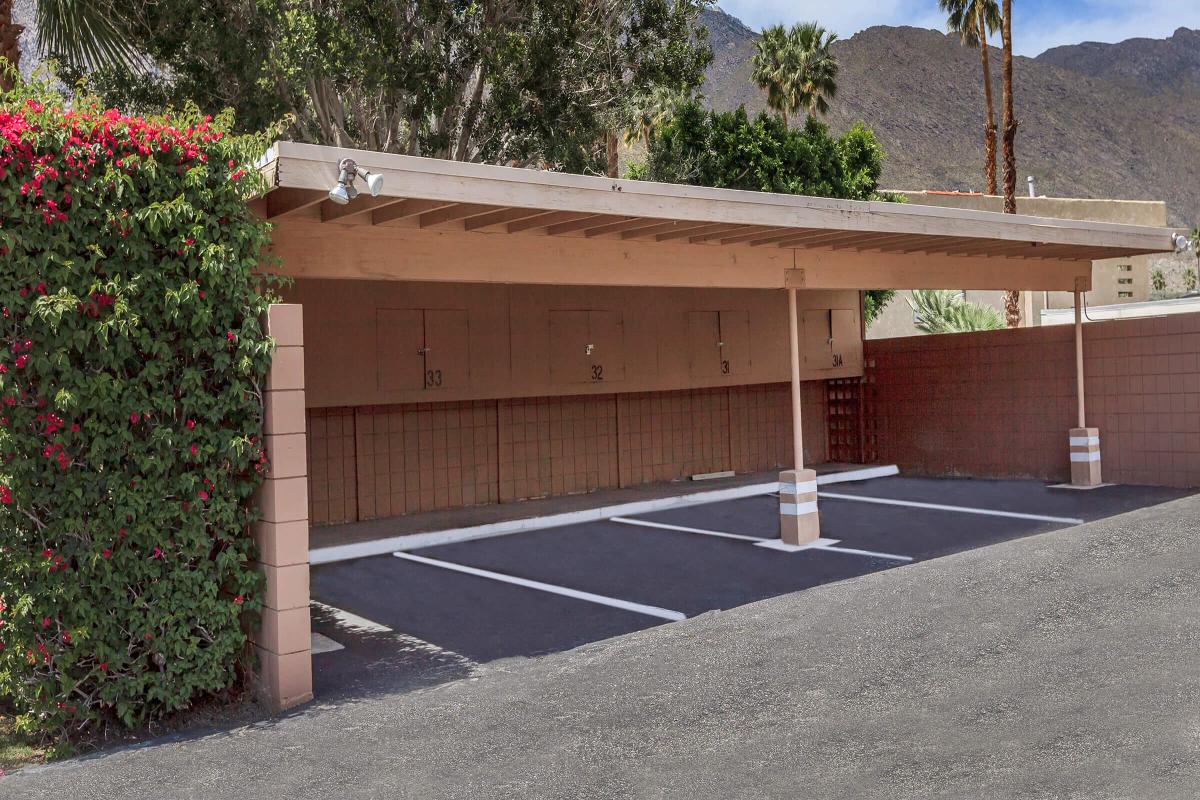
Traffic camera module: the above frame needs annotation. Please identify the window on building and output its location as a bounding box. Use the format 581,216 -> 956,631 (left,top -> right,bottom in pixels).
1118,277 -> 1133,285
1118,264 -> 1133,272
1118,291 -> 1133,298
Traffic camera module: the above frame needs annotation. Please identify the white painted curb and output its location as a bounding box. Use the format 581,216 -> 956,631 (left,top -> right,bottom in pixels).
310,464 -> 899,565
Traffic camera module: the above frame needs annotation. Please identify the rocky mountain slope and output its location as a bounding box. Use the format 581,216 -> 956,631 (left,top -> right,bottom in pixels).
698,8 -> 1200,226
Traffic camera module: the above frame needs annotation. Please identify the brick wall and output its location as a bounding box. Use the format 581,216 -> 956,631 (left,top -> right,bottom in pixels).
306,382 -> 827,526
864,312 -> 1200,488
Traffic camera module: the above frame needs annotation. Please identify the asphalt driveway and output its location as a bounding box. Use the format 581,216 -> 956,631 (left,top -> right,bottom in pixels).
10,493 -> 1200,799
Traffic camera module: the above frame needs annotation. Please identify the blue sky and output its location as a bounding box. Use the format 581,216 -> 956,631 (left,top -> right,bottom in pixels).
715,1 -> 1195,56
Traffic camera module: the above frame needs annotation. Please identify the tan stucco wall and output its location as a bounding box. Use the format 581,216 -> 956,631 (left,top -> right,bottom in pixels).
282,279 -> 864,408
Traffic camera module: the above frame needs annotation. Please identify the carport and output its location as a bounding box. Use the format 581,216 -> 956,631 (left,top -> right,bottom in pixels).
248,141 -> 1175,711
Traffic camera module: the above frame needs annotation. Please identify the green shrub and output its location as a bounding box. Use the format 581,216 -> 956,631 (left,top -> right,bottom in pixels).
0,81 -> 280,739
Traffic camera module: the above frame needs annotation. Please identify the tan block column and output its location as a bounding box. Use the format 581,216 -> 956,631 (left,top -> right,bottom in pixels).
251,304 -> 313,712
1069,428 -> 1102,486
782,288 -> 820,545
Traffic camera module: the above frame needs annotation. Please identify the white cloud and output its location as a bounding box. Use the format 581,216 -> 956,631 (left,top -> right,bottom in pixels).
715,0 -> 1196,56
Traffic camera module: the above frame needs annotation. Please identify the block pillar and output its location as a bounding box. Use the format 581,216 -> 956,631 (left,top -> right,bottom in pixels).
1070,287 -> 1102,486
251,304 -> 313,712
782,288 -> 820,545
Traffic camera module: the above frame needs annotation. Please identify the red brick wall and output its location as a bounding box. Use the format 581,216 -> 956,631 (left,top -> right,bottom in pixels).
307,382 -> 827,526
864,313 -> 1200,487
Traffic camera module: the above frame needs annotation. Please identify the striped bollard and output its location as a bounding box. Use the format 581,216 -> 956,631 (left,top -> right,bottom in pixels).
779,468 -> 820,546
1069,428 -> 1102,487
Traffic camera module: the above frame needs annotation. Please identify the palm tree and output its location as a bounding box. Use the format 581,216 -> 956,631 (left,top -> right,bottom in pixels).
908,290 -> 1004,334
999,0 -> 1019,326
939,0 -> 1001,196
623,86 -> 690,148
0,0 -> 138,91
752,21 -> 839,128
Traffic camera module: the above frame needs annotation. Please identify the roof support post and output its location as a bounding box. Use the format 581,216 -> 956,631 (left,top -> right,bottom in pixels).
780,288 -> 820,545
1070,285 -> 1102,486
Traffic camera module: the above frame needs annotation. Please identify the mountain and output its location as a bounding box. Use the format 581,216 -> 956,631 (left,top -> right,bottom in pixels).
697,8 -> 1200,227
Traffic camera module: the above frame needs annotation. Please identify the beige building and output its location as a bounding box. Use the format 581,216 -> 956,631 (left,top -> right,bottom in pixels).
869,192 -> 1170,339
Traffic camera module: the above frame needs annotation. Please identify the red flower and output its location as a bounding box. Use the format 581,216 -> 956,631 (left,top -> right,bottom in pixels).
186,419 -> 196,429
0,485 -> 11,505
226,331 -> 235,342
130,412 -> 139,424
150,546 -> 162,559
14,355 -> 28,369
233,595 -> 244,605
197,489 -> 208,501
189,443 -> 197,457
99,663 -> 107,671
101,548 -> 110,558
41,617 -> 50,628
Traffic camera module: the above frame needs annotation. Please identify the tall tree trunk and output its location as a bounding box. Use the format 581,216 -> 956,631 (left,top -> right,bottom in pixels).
1000,0 -> 1020,328
0,0 -> 23,91
977,13 -> 998,196
606,130 -> 618,178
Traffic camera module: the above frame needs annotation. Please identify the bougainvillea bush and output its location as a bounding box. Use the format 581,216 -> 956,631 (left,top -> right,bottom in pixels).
0,80 -> 280,740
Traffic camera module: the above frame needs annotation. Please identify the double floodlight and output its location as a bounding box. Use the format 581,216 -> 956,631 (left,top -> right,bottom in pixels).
1172,232 -> 1195,254
328,158 -> 384,205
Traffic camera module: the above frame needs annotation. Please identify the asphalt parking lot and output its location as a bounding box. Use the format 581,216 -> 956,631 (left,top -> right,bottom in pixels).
309,474 -> 1190,700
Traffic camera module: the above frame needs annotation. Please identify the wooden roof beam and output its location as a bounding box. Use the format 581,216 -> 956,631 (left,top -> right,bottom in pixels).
266,188 -> 326,219
689,225 -> 764,244
774,231 -> 862,249
418,202 -> 501,228
372,198 -> 458,226
583,217 -> 666,238
507,211 -> 596,234
549,215 -> 630,236
465,208 -> 553,231
320,195 -> 405,223
621,221 -> 715,241
719,227 -> 796,245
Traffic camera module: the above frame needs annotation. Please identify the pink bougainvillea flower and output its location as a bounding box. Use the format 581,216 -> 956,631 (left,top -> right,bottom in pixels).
0,485 -> 11,504
189,443 -> 197,457
150,546 -> 162,559
101,548 -> 111,558
130,412 -> 140,424
186,419 -> 196,429
233,595 -> 244,605
99,663 -> 107,671
41,617 -> 50,628
226,331 -> 235,342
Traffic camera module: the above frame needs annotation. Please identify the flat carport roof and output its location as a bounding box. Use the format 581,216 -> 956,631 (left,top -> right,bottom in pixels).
255,140 -> 1176,292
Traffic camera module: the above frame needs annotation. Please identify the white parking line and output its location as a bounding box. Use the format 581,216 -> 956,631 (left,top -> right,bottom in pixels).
816,491 -> 1084,525
609,516 -> 764,542
393,552 -> 687,622
818,545 -> 913,562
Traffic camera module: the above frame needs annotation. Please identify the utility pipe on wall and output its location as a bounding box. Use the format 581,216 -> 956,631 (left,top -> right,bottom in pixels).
788,288 -> 804,470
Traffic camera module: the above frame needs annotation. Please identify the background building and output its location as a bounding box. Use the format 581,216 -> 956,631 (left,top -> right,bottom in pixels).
869,192 -> 1195,338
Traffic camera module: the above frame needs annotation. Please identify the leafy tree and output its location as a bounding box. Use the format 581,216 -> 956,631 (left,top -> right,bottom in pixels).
61,0 -> 712,174
631,101 -> 894,319
940,0 -> 1001,195
751,21 -> 838,127
863,290 -> 897,327
908,290 -> 1004,334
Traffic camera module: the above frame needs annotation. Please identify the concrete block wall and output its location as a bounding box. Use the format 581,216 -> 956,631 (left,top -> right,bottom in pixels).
864,312 -> 1200,487
251,304 -> 313,711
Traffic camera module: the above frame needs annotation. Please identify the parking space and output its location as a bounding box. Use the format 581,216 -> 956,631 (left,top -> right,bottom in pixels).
309,475 -> 1193,698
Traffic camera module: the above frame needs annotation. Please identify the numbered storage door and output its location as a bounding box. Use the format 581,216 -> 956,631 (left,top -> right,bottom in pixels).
422,309 -> 470,389
377,309 -> 426,391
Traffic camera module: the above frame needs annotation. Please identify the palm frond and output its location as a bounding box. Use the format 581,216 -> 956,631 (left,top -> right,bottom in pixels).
36,0 -> 142,70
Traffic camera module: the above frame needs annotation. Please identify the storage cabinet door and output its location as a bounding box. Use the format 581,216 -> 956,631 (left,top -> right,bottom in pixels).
688,311 -> 722,378
718,310 -> 751,376
549,310 -> 591,384
802,309 -> 833,369
829,309 -> 858,371
588,310 -> 625,383
376,309 -> 425,391
423,309 -> 470,390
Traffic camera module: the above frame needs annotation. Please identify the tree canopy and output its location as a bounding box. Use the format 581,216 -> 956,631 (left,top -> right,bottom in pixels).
630,101 -> 884,201
751,21 -> 839,126
61,0 -> 712,173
